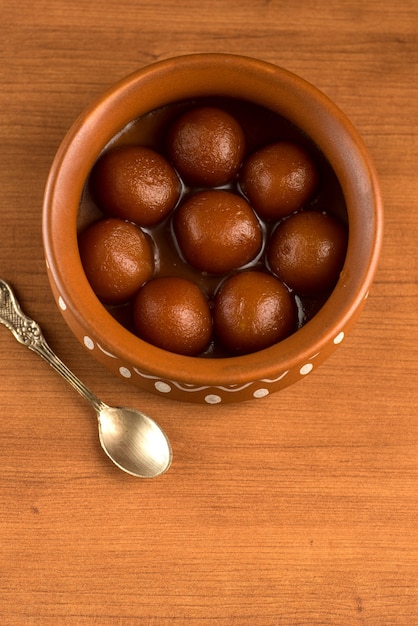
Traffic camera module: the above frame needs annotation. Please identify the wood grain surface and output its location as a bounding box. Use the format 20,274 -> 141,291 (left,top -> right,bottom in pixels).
1,1 -> 417,624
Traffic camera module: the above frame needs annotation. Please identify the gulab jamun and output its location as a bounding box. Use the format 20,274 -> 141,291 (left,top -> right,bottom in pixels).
213,271 -> 296,355
267,210 -> 348,295
90,145 -> 181,226
239,141 -> 319,220
78,218 -> 154,304
133,276 -> 212,356
167,106 -> 245,186
174,190 -> 262,274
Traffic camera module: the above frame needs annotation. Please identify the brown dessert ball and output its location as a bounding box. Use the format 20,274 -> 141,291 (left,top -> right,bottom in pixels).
167,106 -> 245,186
239,141 -> 319,220
267,211 -> 348,295
174,190 -> 262,274
78,218 -> 154,304
90,145 -> 181,226
133,276 -> 212,356
213,271 -> 296,355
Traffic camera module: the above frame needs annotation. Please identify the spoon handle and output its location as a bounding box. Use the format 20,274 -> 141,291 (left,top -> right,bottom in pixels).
0,279 -> 104,413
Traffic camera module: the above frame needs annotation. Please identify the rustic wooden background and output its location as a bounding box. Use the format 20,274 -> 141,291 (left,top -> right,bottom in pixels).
1,0 -> 417,624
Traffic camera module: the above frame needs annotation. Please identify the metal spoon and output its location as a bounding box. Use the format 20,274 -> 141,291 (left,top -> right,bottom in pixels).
0,279 -> 172,478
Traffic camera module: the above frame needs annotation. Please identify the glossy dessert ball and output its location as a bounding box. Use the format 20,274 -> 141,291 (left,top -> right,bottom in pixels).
90,145 -> 181,226
267,211 -> 348,295
133,276 -> 212,356
174,190 -> 262,274
167,106 -> 245,186
78,218 -> 154,304
239,141 -> 319,220
213,271 -> 296,355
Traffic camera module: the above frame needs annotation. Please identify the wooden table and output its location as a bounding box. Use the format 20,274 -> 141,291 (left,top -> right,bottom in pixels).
1,1 -> 417,624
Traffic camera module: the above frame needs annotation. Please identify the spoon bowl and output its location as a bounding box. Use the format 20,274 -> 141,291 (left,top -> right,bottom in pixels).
98,405 -> 171,477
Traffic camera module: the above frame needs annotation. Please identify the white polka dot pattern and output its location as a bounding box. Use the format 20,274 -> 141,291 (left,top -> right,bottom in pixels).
56,288 -> 347,404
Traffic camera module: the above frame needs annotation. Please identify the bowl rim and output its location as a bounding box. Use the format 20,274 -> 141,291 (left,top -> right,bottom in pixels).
43,52 -> 383,386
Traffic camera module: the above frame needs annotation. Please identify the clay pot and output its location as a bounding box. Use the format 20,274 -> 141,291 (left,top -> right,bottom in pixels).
43,53 -> 383,404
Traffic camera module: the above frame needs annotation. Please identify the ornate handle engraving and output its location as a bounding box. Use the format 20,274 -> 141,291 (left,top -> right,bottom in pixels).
0,279 -> 44,348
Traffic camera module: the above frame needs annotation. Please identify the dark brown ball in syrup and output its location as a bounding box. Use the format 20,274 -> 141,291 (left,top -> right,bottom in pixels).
174,190 -> 262,274
133,276 -> 212,356
240,141 -> 319,220
267,211 -> 348,295
78,218 -> 154,304
91,145 -> 181,226
167,106 -> 245,186
213,271 -> 296,355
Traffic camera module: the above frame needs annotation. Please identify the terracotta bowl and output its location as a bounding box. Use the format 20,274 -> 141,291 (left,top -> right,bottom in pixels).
43,53 -> 383,404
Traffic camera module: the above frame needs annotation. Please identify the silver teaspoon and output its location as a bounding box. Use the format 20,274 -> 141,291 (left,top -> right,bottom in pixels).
0,280 -> 172,478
